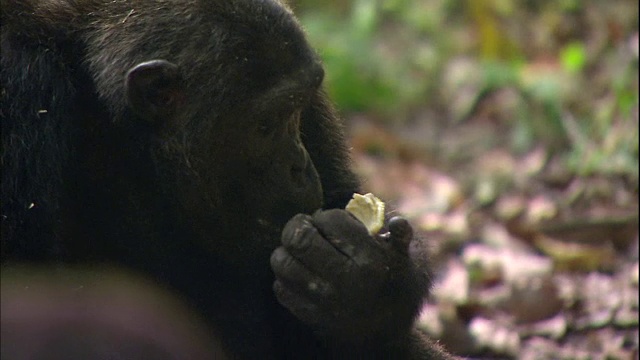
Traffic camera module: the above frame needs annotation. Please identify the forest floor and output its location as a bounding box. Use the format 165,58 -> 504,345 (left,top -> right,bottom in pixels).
346,109 -> 638,359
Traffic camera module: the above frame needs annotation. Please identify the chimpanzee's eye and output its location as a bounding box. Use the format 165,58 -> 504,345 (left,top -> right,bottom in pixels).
257,120 -> 277,136
257,124 -> 270,135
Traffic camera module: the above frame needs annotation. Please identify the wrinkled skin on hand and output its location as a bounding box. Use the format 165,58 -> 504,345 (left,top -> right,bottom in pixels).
271,209 -> 429,346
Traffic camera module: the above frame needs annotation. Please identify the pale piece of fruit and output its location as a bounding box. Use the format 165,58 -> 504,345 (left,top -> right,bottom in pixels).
345,193 -> 385,235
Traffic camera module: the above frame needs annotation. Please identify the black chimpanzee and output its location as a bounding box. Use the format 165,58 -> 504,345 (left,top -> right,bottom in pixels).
1,0 -> 454,358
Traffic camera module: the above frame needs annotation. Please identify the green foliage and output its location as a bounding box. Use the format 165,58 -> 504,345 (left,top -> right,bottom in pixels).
301,11 -> 395,112
297,0 -> 638,178
560,43 -> 587,74
299,0 -> 452,116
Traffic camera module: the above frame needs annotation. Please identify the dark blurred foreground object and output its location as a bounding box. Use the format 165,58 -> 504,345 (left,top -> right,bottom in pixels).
1,266 -> 227,360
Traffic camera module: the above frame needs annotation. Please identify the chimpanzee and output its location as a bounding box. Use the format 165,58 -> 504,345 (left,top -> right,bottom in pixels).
1,0 -> 453,358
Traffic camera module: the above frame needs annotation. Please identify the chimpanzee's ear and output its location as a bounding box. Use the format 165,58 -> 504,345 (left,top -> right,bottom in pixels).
125,60 -> 183,124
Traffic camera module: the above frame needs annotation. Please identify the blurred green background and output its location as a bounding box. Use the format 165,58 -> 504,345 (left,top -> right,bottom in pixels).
291,0 -> 638,179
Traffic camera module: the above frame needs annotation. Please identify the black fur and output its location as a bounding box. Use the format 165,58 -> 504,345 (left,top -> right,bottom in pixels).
1,1 -> 453,358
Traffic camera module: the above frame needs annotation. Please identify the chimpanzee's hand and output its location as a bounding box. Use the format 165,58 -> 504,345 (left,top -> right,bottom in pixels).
270,209 -> 430,343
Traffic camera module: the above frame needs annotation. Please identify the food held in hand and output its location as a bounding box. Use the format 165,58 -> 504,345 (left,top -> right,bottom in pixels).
345,193 -> 385,235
